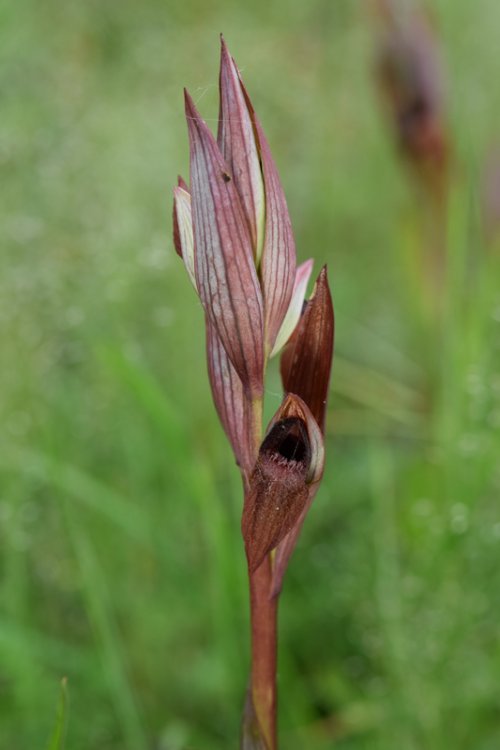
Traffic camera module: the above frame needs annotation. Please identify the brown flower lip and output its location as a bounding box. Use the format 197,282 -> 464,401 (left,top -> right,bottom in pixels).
242,394 -> 325,574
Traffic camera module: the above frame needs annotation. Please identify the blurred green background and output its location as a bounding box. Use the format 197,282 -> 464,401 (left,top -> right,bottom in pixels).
2,0 -> 500,747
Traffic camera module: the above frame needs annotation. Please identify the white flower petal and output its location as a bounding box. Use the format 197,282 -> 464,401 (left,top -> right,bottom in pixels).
173,186 -> 197,290
270,259 -> 313,357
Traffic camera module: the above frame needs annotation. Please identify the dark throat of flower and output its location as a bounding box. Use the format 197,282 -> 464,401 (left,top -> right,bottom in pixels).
260,417 -> 310,470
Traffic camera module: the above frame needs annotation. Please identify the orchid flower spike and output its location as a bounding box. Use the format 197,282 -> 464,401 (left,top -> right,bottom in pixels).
172,38 -> 335,750
173,37 -> 334,574
173,36 -> 316,475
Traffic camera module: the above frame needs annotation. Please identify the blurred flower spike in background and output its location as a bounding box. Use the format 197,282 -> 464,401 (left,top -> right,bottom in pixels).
373,0 -> 449,199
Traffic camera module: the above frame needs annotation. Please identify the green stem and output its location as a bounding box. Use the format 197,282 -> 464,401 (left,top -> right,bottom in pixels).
251,395 -> 263,457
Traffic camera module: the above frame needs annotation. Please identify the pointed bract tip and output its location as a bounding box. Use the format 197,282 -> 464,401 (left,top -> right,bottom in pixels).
219,33 -> 242,86
177,175 -> 188,191
311,265 -> 331,300
219,35 -> 239,84
184,88 -> 198,120
219,34 -> 234,62
219,35 -> 230,71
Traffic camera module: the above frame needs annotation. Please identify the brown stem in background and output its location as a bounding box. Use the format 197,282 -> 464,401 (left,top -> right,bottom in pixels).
371,0 -> 451,324
421,178 -> 448,323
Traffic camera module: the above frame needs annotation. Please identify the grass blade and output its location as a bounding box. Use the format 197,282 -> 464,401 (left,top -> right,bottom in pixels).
46,677 -> 68,750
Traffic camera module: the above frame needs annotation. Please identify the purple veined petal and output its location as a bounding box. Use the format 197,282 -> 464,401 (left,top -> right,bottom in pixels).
237,79 -> 297,357
270,258 -> 313,357
206,318 -> 256,476
173,184 -> 197,290
280,266 -> 334,434
241,394 -> 324,574
218,36 -> 265,262
185,90 -> 264,397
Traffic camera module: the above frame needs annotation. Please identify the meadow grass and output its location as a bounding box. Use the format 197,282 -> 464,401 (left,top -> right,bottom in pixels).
1,0 -> 500,747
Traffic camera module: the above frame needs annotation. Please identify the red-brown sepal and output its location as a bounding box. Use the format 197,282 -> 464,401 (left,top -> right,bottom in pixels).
280,266 -> 334,433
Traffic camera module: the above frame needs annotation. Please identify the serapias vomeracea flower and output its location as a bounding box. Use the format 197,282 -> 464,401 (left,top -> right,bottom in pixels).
173,36 -> 316,477
173,34 -> 334,577
172,36 -> 334,750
